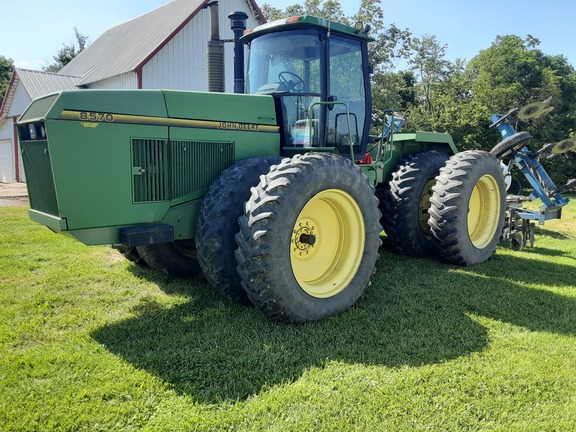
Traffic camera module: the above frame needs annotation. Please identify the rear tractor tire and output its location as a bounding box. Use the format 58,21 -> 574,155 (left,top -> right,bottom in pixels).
381,151 -> 449,257
428,150 -> 506,265
235,153 -> 382,323
195,156 -> 282,304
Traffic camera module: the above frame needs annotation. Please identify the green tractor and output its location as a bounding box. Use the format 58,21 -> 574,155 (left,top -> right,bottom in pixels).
17,15 -> 506,322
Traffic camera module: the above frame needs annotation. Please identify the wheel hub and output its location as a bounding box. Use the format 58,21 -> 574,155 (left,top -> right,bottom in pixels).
292,221 -> 317,254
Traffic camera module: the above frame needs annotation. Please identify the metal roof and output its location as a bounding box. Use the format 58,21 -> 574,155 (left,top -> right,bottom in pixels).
60,0 -> 265,86
17,69 -> 79,100
0,68 -> 79,120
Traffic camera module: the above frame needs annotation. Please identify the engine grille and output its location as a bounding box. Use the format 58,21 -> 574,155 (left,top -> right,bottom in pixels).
132,139 -> 235,203
21,141 -> 59,216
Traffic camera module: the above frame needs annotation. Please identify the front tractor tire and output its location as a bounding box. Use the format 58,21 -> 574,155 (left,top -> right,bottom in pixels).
136,240 -> 202,277
195,156 -> 282,304
381,151 -> 449,257
235,153 -> 381,323
428,150 -> 506,265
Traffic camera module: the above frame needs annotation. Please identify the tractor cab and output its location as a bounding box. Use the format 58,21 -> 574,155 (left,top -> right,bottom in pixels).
242,16 -> 373,158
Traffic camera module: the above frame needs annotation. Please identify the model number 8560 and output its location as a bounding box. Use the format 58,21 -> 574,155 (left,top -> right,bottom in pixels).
79,112 -> 114,122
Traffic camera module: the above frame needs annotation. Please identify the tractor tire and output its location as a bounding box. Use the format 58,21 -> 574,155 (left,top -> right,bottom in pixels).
235,153 -> 381,323
428,150 -> 506,265
381,151 -> 449,257
136,240 -> 202,277
113,245 -> 148,268
195,156 -> 282,304
490,131 -> 532,159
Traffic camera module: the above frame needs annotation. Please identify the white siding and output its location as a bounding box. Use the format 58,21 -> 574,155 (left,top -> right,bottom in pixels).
0,119 -> 16,183
0,139 -> 14,183
142,0 -> 260,92
7,82 -> 32,118
142,13 -> 210,91
0,118 -> 14,141
87,73 -> 138,89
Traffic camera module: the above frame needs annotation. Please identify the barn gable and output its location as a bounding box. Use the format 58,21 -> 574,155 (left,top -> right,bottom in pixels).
60,0 -> 265,91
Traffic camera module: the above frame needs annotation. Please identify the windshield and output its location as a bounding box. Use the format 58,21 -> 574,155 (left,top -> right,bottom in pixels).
246,29 -> 321,95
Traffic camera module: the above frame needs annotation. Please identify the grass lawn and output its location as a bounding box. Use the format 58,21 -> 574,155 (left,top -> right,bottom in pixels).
1,196 -> 575,431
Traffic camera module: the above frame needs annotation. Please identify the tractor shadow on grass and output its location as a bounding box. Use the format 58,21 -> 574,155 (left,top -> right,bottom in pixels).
92,249 -> 576,404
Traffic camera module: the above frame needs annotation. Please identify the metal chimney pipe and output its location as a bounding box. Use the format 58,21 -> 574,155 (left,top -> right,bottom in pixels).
228,11 -> 248,94
206,1 -> 224,92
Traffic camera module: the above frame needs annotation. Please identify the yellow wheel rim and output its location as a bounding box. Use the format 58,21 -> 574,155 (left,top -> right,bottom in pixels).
467,174 -> 501,249
290,189 -> 365,298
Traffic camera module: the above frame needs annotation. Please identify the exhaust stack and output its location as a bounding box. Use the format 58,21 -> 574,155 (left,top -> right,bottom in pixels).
228,11 -> 248,94
206,1 -> 224,92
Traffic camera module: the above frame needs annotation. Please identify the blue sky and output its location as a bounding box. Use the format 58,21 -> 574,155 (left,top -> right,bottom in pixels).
1,0 -> 574,70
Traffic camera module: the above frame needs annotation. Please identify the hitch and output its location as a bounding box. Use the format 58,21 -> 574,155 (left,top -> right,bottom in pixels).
490,98 -> 575,249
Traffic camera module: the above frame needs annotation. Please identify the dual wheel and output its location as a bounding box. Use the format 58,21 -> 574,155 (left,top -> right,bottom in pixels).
199,153 -> 381,323
382,150 -> 506,265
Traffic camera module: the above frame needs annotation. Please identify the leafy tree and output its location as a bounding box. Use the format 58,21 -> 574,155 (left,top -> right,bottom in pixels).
405,35 -> 453,126
371,70 -> 415,118
0,55 -> 14,103
44,28 -> 88,72
466,35 -> 576,182
261,0 -> 343,22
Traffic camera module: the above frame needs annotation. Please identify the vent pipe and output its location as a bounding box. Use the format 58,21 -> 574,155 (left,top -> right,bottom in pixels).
228,11 -> 248,94
205,1 -> 225,92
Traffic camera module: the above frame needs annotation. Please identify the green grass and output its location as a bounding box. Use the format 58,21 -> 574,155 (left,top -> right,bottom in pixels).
1,197 -> 575,431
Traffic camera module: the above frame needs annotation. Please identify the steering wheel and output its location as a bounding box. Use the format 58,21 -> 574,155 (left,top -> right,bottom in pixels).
278,71 -> 305,92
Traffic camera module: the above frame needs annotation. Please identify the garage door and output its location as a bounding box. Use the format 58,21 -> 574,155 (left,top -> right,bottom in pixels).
0,139 -> 15,183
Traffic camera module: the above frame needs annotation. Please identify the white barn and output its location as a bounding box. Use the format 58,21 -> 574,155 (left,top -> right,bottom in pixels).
0,0 -> 265,182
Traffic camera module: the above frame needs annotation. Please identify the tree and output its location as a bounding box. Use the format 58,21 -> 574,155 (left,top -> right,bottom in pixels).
371,70 -> 416,118
44,28 -> 89,72
465,35 -> 576,181
408,35 -> 451,116
0,55 -> 14,103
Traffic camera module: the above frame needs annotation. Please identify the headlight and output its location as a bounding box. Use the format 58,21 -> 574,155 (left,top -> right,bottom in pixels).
28,124 -> 37,140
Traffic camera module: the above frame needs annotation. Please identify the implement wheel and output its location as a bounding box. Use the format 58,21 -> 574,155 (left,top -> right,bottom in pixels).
196,156 -> 282,304
381,151 -> 449,256
490,131 -> 532,159
235,153 -> 381,323
428,150 -> 506,265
